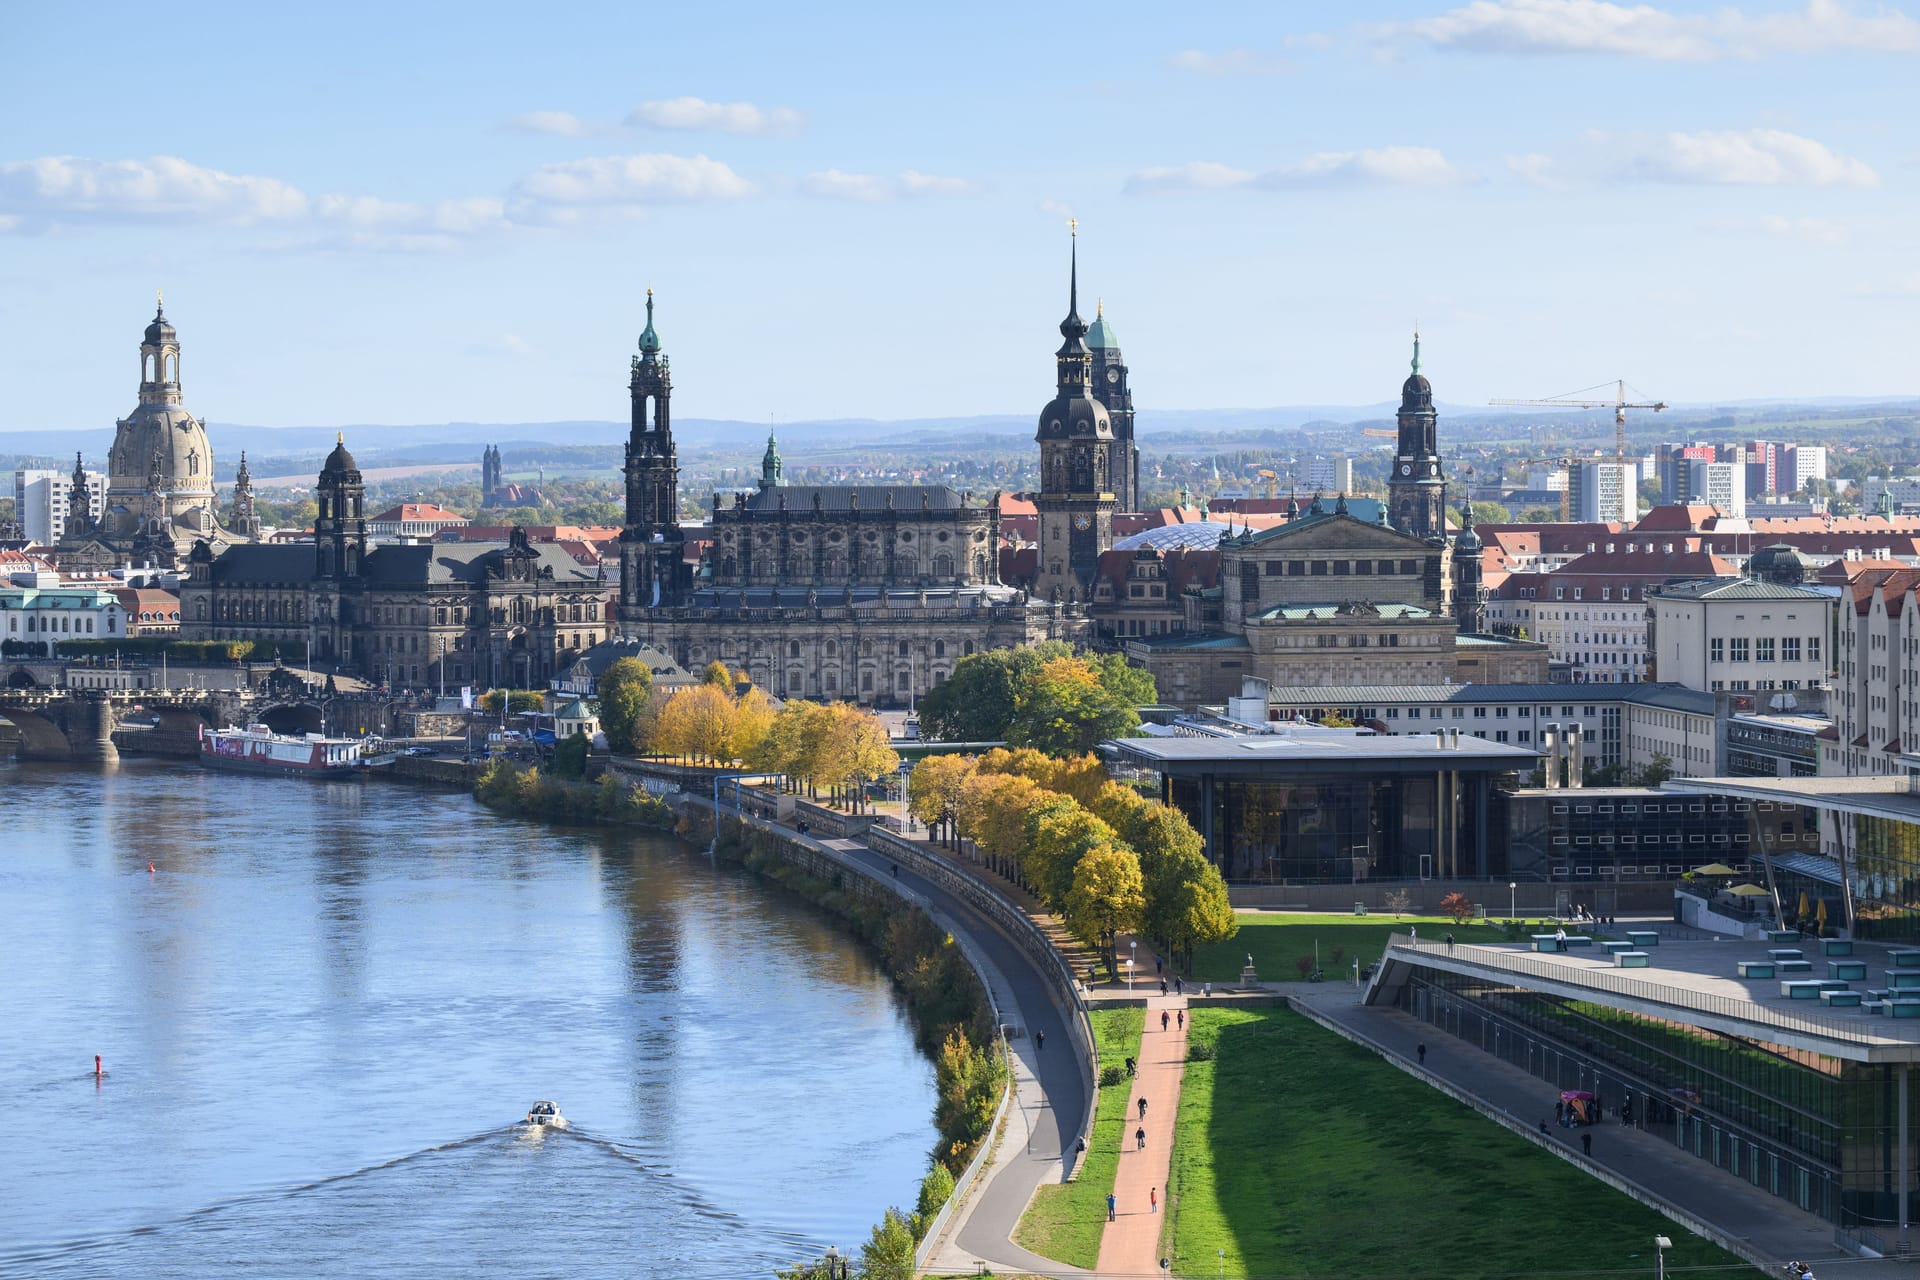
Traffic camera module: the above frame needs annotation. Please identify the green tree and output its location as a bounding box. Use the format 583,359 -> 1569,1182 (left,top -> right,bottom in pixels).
702,659 -> 732,688
1520,506 -> 1560,523
918,641 -> 1072,742
908,754 -> 977,843
595,657 -> 653,755
858,1207 -> 917,1280
1448,500 -> 1510,526
1024,795 -> 1119,909
1144,846 -> 1238,973
551,731 -> 589,779
1630,752 -> 1674,787
1008,656 -> 1141,756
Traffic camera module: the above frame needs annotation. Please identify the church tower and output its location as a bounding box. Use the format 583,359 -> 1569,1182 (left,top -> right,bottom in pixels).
67,452 -> 94,538
1452,502 -> 1486,634
314,435 -> 367,580
1087,300 -> 1137,513
619,290 -> 689,621
1034,227 -> 1116,600
1389,332 -> 1446,540
759,429 -> 784,491
230,451 -> 260,539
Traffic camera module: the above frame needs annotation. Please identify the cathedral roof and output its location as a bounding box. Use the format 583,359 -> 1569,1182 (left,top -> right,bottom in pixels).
1087,301 -> 1119,351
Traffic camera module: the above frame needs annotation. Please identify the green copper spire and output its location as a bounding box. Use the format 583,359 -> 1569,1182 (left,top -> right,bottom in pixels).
760,427 -> 783,490
639,288 -> 660,356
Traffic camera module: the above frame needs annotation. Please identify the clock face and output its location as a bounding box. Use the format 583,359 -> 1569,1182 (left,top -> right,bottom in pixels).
1106,369 -> 1119,384
1074,513 -> 1092,531
1401,464 -> 1413,476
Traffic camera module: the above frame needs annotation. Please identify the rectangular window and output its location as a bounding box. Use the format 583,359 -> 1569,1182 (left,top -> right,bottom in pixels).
1286,561 -> 1306,576
1378,560 -> 1396,575
1495,706 -> 1510,718
1473,706 -> 1487,718
1356,560 -> 1373,575
1730,637 -> 1750,662
1809,636 -> 1822,660
1264,561 -> 1284,576
1311,561 -> 1328,576
1333,560 -> 1350,575
1783,637 -> 1800,661
1756,638 -> 1775,662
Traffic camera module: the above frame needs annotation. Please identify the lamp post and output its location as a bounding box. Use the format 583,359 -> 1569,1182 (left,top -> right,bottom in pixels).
1129,939 -> 1137,992
824,1246 -> 839,1280
1654,1235 -> 1671,1280
1218,1248 -> 1225,1280
1510,881 -> 1518,920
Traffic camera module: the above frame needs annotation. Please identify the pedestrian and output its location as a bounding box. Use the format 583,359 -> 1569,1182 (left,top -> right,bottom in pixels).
1156,954 -> 1163,976
1539,1118 -> 1549,1135
1445,931 -> 1455,954
1161,1010 -> 1170,1032
1138,1097 -> 1148,1120
1202,982 -> 1211,997
1107,1191 -> 1116,1221
1150,1187 -> 1158,1214
1174,976 -> 1183,996
1410,924 -> 1417,941
1177,1010 -> 1185,1031
1136,1125 -> 1146,1150
1036,1030 -> 1045,1051
1554,1100 -> 1564,1123
1417,1042 -> 1426,1066
1160,978 -> 1168,996
1125,1056 -> 1136,1076
1581,1131 -> 1593,1157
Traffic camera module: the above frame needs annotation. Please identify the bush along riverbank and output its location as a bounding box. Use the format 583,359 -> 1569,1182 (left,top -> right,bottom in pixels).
471,759 -> 677,828
712,816 -> 1007,1280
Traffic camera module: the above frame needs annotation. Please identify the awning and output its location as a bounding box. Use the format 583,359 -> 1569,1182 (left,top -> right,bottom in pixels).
1768,851 -> 1844,887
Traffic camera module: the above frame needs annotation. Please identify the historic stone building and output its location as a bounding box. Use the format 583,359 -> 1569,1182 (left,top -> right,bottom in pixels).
1388,333 -> 1447,539
1087,300 -> 1137,513
181,439 -> 612,687
1033,231 -> 1117,602
614,293 -> 1083,705
60,299 -> 249,572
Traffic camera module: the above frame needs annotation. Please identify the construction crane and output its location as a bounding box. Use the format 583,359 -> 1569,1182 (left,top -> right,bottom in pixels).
1256,469 -> 1280,499
1517,457 -> 1574,523
1490,379 -> 1667,466
1359,427 -> 1397,439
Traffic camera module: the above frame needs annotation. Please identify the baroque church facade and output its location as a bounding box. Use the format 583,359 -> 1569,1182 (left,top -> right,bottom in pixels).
614,287 -> 1087,704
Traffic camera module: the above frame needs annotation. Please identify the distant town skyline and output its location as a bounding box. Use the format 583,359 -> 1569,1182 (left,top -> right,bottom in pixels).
3,0 -> 1917,433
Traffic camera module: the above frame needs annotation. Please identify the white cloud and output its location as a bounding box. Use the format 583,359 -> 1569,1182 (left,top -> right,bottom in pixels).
1504,152 -> 1562,187
1038,198 -> 1076,221
1168,48 -> 1293,75
507,110 -> 595,137
625,97 -> 804,135
1127,149 -> 1460,193
0,155 -> 309,225
800,169 -> 980,201
1379,0 -> 1920,61
1704,214 -> 1848,243
1609,128 -> 1878,186
508,152 -> 755,223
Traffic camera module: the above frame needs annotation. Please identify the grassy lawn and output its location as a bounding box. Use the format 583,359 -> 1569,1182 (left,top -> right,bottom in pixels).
1190,912 -> 1507,984
1164,1007 -> 1749,1279
1014,1004 -> 1145,1267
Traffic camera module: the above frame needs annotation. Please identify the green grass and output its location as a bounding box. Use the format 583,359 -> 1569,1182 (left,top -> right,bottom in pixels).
1164,1007 -> 1750,1279
1013,1005 -> 1145,1267
1190,912 -> 1506,983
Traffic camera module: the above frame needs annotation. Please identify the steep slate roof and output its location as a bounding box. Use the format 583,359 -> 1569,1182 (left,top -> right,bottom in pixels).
204,543 -> 313,584
360,541 -> 604,587
1647,577 -> 1831,601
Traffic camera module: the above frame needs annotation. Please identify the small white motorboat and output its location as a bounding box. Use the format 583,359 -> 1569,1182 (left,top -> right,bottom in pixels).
524,1100 -> 567,1129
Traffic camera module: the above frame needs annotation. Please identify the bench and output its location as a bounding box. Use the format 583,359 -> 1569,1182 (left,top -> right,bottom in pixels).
1737,961 -> 1776,979
1615,951 -> 1651,968
1532,935 -> 1566,953
1766,929 -> 1799,944
1782,980 -> 1826,1000
1627,931 -> 1660,948
1767,948 -> 1805,962
1865,1000 -> 1887,1015
1822,990 -> 1864,1007
1829,960 -> 1868,982
1888,969 -> 1920,990
1775,959 -> 1814,975
1601,940 -> 1635,955
1821,938 -> 1854,957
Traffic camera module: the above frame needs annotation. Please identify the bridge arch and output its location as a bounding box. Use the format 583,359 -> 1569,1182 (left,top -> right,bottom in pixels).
259,703 -> 323,736
4,667 -> 41,690
0,708 -> 75,759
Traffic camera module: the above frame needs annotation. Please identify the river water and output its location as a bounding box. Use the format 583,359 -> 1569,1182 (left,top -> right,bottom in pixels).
0,760 -> 935,1278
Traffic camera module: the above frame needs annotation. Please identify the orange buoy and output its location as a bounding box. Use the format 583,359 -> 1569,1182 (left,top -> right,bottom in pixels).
148,863 -> 155,873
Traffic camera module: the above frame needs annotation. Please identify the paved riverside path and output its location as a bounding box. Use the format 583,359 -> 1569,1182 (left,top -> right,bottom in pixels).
1292,980 -> 1914,1279
782,824 -> 1091,1275
1096,992 -> 1188,1275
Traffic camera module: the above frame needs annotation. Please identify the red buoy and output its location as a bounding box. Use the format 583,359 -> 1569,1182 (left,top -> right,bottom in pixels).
148,863 -> 155,874
94,1055 -> 103,1077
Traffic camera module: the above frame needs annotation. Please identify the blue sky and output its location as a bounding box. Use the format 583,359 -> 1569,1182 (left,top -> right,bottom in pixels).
3,0 -> 1916,433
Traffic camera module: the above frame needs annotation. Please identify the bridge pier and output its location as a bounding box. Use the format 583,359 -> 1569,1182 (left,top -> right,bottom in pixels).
66,696 -> 120,766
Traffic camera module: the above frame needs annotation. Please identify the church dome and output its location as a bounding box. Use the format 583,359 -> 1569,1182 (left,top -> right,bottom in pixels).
1747,542 -> 1809,585
1037,390 -> 1111,439
1455,523 -> 1482,552
144,304 -> 176,346
323,438 -> 359,475
107,404 -> 215,498
1087,304 -> 1119,351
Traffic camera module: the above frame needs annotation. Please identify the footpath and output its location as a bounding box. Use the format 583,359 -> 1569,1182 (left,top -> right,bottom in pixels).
1095,986 -> 1189,1275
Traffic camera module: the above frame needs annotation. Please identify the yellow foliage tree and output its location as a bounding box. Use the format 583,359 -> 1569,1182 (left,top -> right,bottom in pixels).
813,702 -> 899,812
654,684 -> 738,764
959,771 -> 1047,881
729,686 -> 778,765
1064,843 -> 1146,970
908,754 -> 978,844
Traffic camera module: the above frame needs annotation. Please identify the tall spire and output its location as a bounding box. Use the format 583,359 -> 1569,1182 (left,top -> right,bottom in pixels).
639,287 -> 660,356
1057,221 -> 1089,354
1412,328 -> 1422,375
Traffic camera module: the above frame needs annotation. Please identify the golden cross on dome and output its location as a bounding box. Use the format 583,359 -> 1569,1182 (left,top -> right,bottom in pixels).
1068,218 -> 1077,237
157,289 -> 164,310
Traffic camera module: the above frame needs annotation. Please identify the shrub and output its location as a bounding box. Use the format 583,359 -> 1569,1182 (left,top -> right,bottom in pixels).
1188,1041 -> 1216,1062
1383,887 -> 1413,914
1439,891 -> 1474,923
1294,954 -> 1315,979
915,1162 -> 956,1232
1099,1064 -> 1126,1088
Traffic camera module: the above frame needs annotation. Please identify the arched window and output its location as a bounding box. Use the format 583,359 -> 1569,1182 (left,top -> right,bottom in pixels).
964,640 -> 975,656
825,640 -> 838,656
932,553 -> 953,579
788,640 -> 801,658
897,640 -> 910,657
934,640 -> 946,657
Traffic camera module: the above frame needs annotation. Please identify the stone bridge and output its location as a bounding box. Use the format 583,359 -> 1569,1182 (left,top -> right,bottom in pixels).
0,689 -> 351,763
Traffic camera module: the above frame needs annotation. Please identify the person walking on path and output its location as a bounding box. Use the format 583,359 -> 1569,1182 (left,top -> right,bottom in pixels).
1107,1192 -> 1117,1221
1136,1125 -> 1146,1150
1176,1009 -> 1184,1031
1160,1009 -> 1170,1032
1582,1131 -> 1593,1157
1155,954 -> 1163,976
1160,978 -> 1168,996
1150,1187 -> 1158,1214
1173,976 -> 1183,995
1410,924 -> 1417,941
1035,1030 -> 1045,1051
1417,1042 -> 1427,1066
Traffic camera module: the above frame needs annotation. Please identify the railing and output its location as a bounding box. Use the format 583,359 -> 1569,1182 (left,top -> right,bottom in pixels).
1384,934 -> 1920,1047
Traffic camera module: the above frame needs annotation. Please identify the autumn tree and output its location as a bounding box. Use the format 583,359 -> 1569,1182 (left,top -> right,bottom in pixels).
753,700 -> 828,793
1144,845 -> 1238,974
594,657 -> 653,755
908,754 -> 978,844
1065,844 -> 1146,976
702,659 -> 732,688
1439,891 -> 1473,923
1024,795 -> 1120,909
813,702 -> 899,813
729,686 -> 778,765
654,683 -> 738,764
1008,655 -> 1142,756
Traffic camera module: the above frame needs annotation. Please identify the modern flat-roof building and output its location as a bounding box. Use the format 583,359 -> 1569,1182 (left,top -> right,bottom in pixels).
1108,727 -> 1537,882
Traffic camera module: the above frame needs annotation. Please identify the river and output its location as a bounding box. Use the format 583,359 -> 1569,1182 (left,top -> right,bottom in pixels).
0,760 -> 936,1278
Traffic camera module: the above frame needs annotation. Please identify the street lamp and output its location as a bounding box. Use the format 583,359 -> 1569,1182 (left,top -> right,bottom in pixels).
1510,881 -> 1518,920
1218,1248 -> 1226,1280
1129,939 -> 1137,992
1654,1235 -> 1671,1280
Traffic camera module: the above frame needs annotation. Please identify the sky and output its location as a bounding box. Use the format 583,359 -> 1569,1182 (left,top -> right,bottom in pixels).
3,0 -> 1917,435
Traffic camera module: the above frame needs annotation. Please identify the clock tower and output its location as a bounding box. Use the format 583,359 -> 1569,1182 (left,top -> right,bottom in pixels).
619,290 -> 690,623
1388,331 -> 1447,540
1034,226 -> 1115,600
1087,300 -> 1137,512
